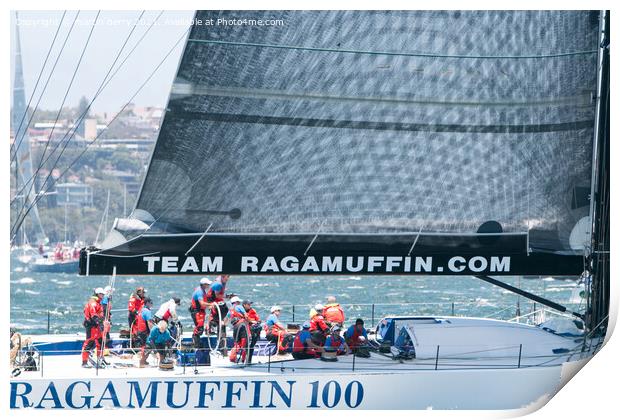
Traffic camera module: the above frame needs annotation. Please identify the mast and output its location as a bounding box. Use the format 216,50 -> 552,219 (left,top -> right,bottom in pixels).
12,12 -> 47,245
586,10 -> 610,336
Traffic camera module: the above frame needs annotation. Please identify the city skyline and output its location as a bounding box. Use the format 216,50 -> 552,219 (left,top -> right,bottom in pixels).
10,10 -> 193,114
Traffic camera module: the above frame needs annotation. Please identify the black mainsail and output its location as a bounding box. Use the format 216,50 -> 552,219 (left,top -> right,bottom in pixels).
81,11 -> 602,276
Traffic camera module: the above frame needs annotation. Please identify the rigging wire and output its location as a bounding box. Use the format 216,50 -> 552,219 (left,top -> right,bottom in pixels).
10,10 -> 67,164
10,11 -> 79,167
11,10 -> 162,208
12,11 -> 101,237
10,25 -> 191,241
13,11 -> 148,223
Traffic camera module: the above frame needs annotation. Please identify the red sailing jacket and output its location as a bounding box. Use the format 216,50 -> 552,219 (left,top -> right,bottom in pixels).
83,296 -> 102,326
135,308 -> 151,333
246,308 -> 260,323
293,330 -> 316,355
206,282 -> 226,303
323,303 -> 345,324
309,314 -> 329,333
191,287 -> 208,312
127,294 -> 144,316
229,306 -> 246,325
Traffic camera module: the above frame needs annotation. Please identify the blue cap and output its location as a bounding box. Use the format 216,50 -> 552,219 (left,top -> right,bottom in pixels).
211,283 -> 223,292
302,321 -> 311,329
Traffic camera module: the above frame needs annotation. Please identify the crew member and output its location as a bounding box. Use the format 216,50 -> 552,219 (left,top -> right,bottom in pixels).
154,297 -> 180,324
309,304 -> 329,345
135,298 -> 155,367
147,320 -> 172,365
344,318 -> 368,351
292,321 -> 322,359
206,275 -> 230,354
190,278 -> 211,349
265,306 -> 293,354
100,285 -> 114,349
128,287 -> 146,333
323,296 -> 345,326
243,300 -> 261,363
81,288 -> 108,367
324,325 -> 349,355
228,297 -> 250,363
101,286 -> 114,321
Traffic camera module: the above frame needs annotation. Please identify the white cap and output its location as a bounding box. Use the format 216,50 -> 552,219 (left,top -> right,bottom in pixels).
95,287 -> 105,294
200,277 -> 211,285
230,296 -> 241,304
314,303 -> 324,311
270,305 -> 282,313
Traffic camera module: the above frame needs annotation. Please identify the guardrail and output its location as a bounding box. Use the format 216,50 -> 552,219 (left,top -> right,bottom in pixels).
12,337 -> 595,379
11,300 -> 582,335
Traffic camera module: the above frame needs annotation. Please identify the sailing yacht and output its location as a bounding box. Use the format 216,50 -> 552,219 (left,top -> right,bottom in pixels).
10,10 -> 610,410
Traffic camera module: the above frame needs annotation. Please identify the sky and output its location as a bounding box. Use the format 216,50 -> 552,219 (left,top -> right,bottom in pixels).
10,10 -> 195,114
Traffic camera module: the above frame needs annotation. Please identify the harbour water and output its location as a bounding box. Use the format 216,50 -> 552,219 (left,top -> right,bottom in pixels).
10,268 -> 584,335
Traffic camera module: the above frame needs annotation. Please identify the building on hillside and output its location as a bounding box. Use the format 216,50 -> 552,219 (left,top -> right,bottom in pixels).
56,182 -> 93,207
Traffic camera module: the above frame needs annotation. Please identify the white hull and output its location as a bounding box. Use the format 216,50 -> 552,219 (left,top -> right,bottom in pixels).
10,316 -> 594,410
9,357 -> 590,410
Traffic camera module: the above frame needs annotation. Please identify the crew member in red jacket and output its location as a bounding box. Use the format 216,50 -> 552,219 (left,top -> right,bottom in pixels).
134,298 -> 155,367
206,275 -> 230,355
243,300 -> 261,363
81,288 -> 108,367
309,304 -> 329,345
323,296 -> 345,326
128,286 -> 146,334
190,278 -> 211,349
228,296 -> 249,363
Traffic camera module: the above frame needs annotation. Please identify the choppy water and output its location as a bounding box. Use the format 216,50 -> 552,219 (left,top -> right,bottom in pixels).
10,269 -> 585,334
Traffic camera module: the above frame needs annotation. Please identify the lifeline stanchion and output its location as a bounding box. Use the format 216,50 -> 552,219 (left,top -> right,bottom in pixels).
100,266 -> 117,367
47,311 -> 51,334
435,345 -> 440,370
352,352 -> 356,372
517,344 -> 523,368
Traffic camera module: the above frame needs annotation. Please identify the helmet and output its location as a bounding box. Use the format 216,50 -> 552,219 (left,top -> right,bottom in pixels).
302,321 -> 311,329
314,303 -> 324,311
103,286 -> 113,294
230,296 -> 241,304
200,277 -> 211,285
173,297 -> 181,305
211,283 -> 223,292
331,325 -> 342,334
242,300 -> 253,306
270,305 -> 282,313
94,287 -> 105,295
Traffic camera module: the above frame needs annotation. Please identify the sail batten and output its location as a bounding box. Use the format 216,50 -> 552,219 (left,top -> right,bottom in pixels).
164,110 -> 594,134
186,37 -> 599,60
